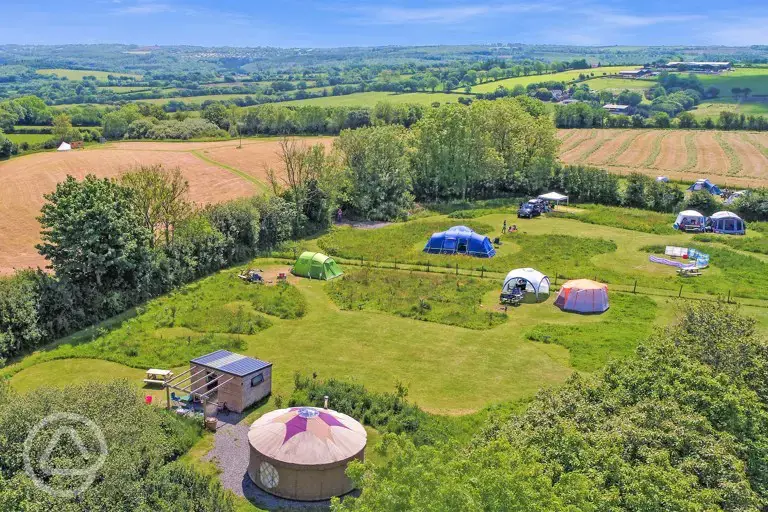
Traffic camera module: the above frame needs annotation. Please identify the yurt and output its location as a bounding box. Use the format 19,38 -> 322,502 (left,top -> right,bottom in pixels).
554,279 -> 609,314
247,407 -> 367,501
709,211 -> 746,235
673,210 -> 706,231
292,252 -> 343,280
500,268 -> 550,303
423,225 -> 495,258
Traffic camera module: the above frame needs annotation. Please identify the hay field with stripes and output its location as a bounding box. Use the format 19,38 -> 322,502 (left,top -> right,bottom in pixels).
558,129 -> 768,188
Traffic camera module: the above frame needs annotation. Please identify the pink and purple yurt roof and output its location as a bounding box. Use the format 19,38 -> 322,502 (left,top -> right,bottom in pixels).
248,407 -> 367,466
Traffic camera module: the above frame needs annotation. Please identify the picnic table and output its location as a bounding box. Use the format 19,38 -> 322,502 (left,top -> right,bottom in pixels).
677,267 -> 702,277
143,368 -> 173,386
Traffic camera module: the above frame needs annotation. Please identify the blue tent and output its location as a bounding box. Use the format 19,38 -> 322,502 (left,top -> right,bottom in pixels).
709,211 -> 746,235
423,226 -> 496,258
687,178 -> 722,195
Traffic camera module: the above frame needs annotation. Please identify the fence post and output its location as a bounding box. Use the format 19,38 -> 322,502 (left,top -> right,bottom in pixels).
481,266 -> 485,278
360,257 -> 363,267
727,290 -> 731,304
455,263 -> 459,276
678,285 -> 683,298
394,260 -> 398,270
633,280 -> 637,294
426,262 -> 430,273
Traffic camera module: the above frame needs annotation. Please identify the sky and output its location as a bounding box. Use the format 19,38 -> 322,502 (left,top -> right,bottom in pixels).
1,0 -> 767,47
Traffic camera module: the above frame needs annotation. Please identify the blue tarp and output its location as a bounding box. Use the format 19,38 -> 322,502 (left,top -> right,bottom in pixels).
423,226 -> 496,258
687,179 -> 722,195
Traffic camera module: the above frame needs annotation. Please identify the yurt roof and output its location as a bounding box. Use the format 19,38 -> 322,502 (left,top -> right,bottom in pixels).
249,407 -> 367,466
678,210 -> 704,217
711,211 -> 742,220
560,279 -> 607,290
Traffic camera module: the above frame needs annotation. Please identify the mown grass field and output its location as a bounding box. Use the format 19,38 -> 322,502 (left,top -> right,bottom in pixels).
4,133 -> 51,145
278,91 -> 462,107
583,77 -> 655,92
692,99 -> 768,119
557,128 -> 768,188
470,66 -> 628,93
36,68 -> 142,80
699,67 -> 768,98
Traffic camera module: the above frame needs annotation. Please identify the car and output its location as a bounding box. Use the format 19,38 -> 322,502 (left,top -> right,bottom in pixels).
517,204 -> 540,218
527,198 -> 548,213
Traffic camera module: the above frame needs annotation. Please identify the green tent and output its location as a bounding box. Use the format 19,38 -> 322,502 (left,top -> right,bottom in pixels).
292,252 -> 343,280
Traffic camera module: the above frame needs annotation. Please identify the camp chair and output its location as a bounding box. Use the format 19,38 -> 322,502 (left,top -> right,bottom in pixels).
499,288 -> 524,306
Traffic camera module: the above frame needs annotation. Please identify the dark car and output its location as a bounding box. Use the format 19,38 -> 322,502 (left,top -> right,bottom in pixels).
527,199 -> 548,213
517,204 -> 540,218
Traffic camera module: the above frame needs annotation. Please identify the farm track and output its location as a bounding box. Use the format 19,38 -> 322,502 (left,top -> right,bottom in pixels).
559,129 -> 767,187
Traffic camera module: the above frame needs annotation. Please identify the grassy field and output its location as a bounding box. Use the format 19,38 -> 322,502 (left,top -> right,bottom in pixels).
100,85 -> 155,93
470,66 -> 628,93
4,133 -> 52,145
691,99 -> 768,119
278,91 -> 462,107
583,77 -> 655,92
699,68 -> 768,99
36,68 -> 142,80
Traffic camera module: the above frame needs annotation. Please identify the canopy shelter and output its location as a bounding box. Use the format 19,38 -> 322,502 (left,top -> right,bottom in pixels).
248,407 -> 367,501
501,268 -> 550,304
554,279 -> 609,314
57,142 -> 71,152
673,210 -> 706,232
292,252 -> 343,280
709,211 -> 746,235
687,178 -> 721,195
423,225 -> 495,258
537,192 -> 569,204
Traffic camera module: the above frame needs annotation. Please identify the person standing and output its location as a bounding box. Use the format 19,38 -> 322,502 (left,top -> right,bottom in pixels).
502,219 -> 507,233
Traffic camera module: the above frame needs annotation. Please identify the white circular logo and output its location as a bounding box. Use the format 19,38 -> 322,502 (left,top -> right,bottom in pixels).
23,412 -> 108,498
260,461 -> 279,489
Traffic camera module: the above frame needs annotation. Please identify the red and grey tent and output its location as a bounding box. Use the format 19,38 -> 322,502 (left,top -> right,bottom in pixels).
554,279 -> 609,314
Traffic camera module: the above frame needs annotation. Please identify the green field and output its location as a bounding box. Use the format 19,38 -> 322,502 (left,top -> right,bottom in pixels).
100,85 -> 154,93
691,98 -> 768,119
583,77 -> 655,92
5,133 -> 52,145
699,67 -> 768,98
279,91 -> 462,107
470,66 -> 629,93
36,68 -> 143,80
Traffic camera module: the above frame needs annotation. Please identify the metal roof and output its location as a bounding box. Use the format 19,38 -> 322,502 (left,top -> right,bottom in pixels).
190,350 -> 271,377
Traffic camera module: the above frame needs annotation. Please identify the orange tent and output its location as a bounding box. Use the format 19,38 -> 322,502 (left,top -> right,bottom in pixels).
554,279 -> 609,313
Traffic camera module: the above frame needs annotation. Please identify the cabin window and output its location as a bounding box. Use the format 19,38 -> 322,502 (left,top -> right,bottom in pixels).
251,373 -> 264,387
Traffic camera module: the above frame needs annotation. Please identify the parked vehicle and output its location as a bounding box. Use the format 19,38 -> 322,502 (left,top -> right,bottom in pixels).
518,203 -> 540,218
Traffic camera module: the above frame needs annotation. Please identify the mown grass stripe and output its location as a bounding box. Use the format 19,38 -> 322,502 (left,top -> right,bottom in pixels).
643,131 -> 667,169
192,149 -> 270,194
714,132 -> 743,176
604,129 -> 643,166
680,132 -> 699,172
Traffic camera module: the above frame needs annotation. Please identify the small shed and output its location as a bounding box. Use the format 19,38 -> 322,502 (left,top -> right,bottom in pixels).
183,350 -> 272,413
710,211 -> 746,235
423,226 -> 495,258
57,142 -> 71,152
292,252 -> 343,280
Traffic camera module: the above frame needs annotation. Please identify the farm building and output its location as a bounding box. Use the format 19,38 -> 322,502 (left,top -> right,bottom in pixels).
618,69 -> 650,78
554,279 -> 609,314
709,211 -> 746,235
247,406 -> 367,501
185,350 -> 272,413
423,225 -> 495,258
292,252 -> 343,280
602,104 -> 630,114
687,178 -> 722,195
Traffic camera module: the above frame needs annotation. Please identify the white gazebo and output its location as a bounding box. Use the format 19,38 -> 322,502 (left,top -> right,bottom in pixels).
537,192 -> 568,205
57,142 -> 71,152
501,268 -> 550,303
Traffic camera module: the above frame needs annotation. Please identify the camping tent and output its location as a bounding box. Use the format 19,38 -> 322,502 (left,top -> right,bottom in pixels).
423,226 -> 495,258
57,142 -> 71,152
673,210 -> 706,231
292,252 -> 343,280
687,178 -> 721,195
724,190 -> 748,205
710,211 -> 746,235
501,268 -> 550,303
537,192 -> 568,204
554,279 -> 609,313
656,176 -> 669,183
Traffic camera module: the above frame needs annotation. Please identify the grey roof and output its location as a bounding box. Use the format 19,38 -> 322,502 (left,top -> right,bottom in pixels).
190,350 -> 271,377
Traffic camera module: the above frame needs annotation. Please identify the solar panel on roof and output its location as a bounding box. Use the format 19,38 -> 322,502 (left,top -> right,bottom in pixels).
191,350 -> 271,377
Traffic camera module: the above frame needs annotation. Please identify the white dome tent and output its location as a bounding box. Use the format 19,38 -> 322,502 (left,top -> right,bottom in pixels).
57,142 -> 71,152
501,268 -> 550,304
673,210 -> 706,232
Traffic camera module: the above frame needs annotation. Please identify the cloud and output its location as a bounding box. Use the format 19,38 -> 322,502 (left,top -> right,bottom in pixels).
705,17 -> 768,45
113,1 -> 173,15
590,12 -> 704,27
348,3 -> 559,25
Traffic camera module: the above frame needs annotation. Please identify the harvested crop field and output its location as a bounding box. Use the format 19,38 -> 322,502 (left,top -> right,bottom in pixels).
0,137 -> 331,274
558,129 -> 768,187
